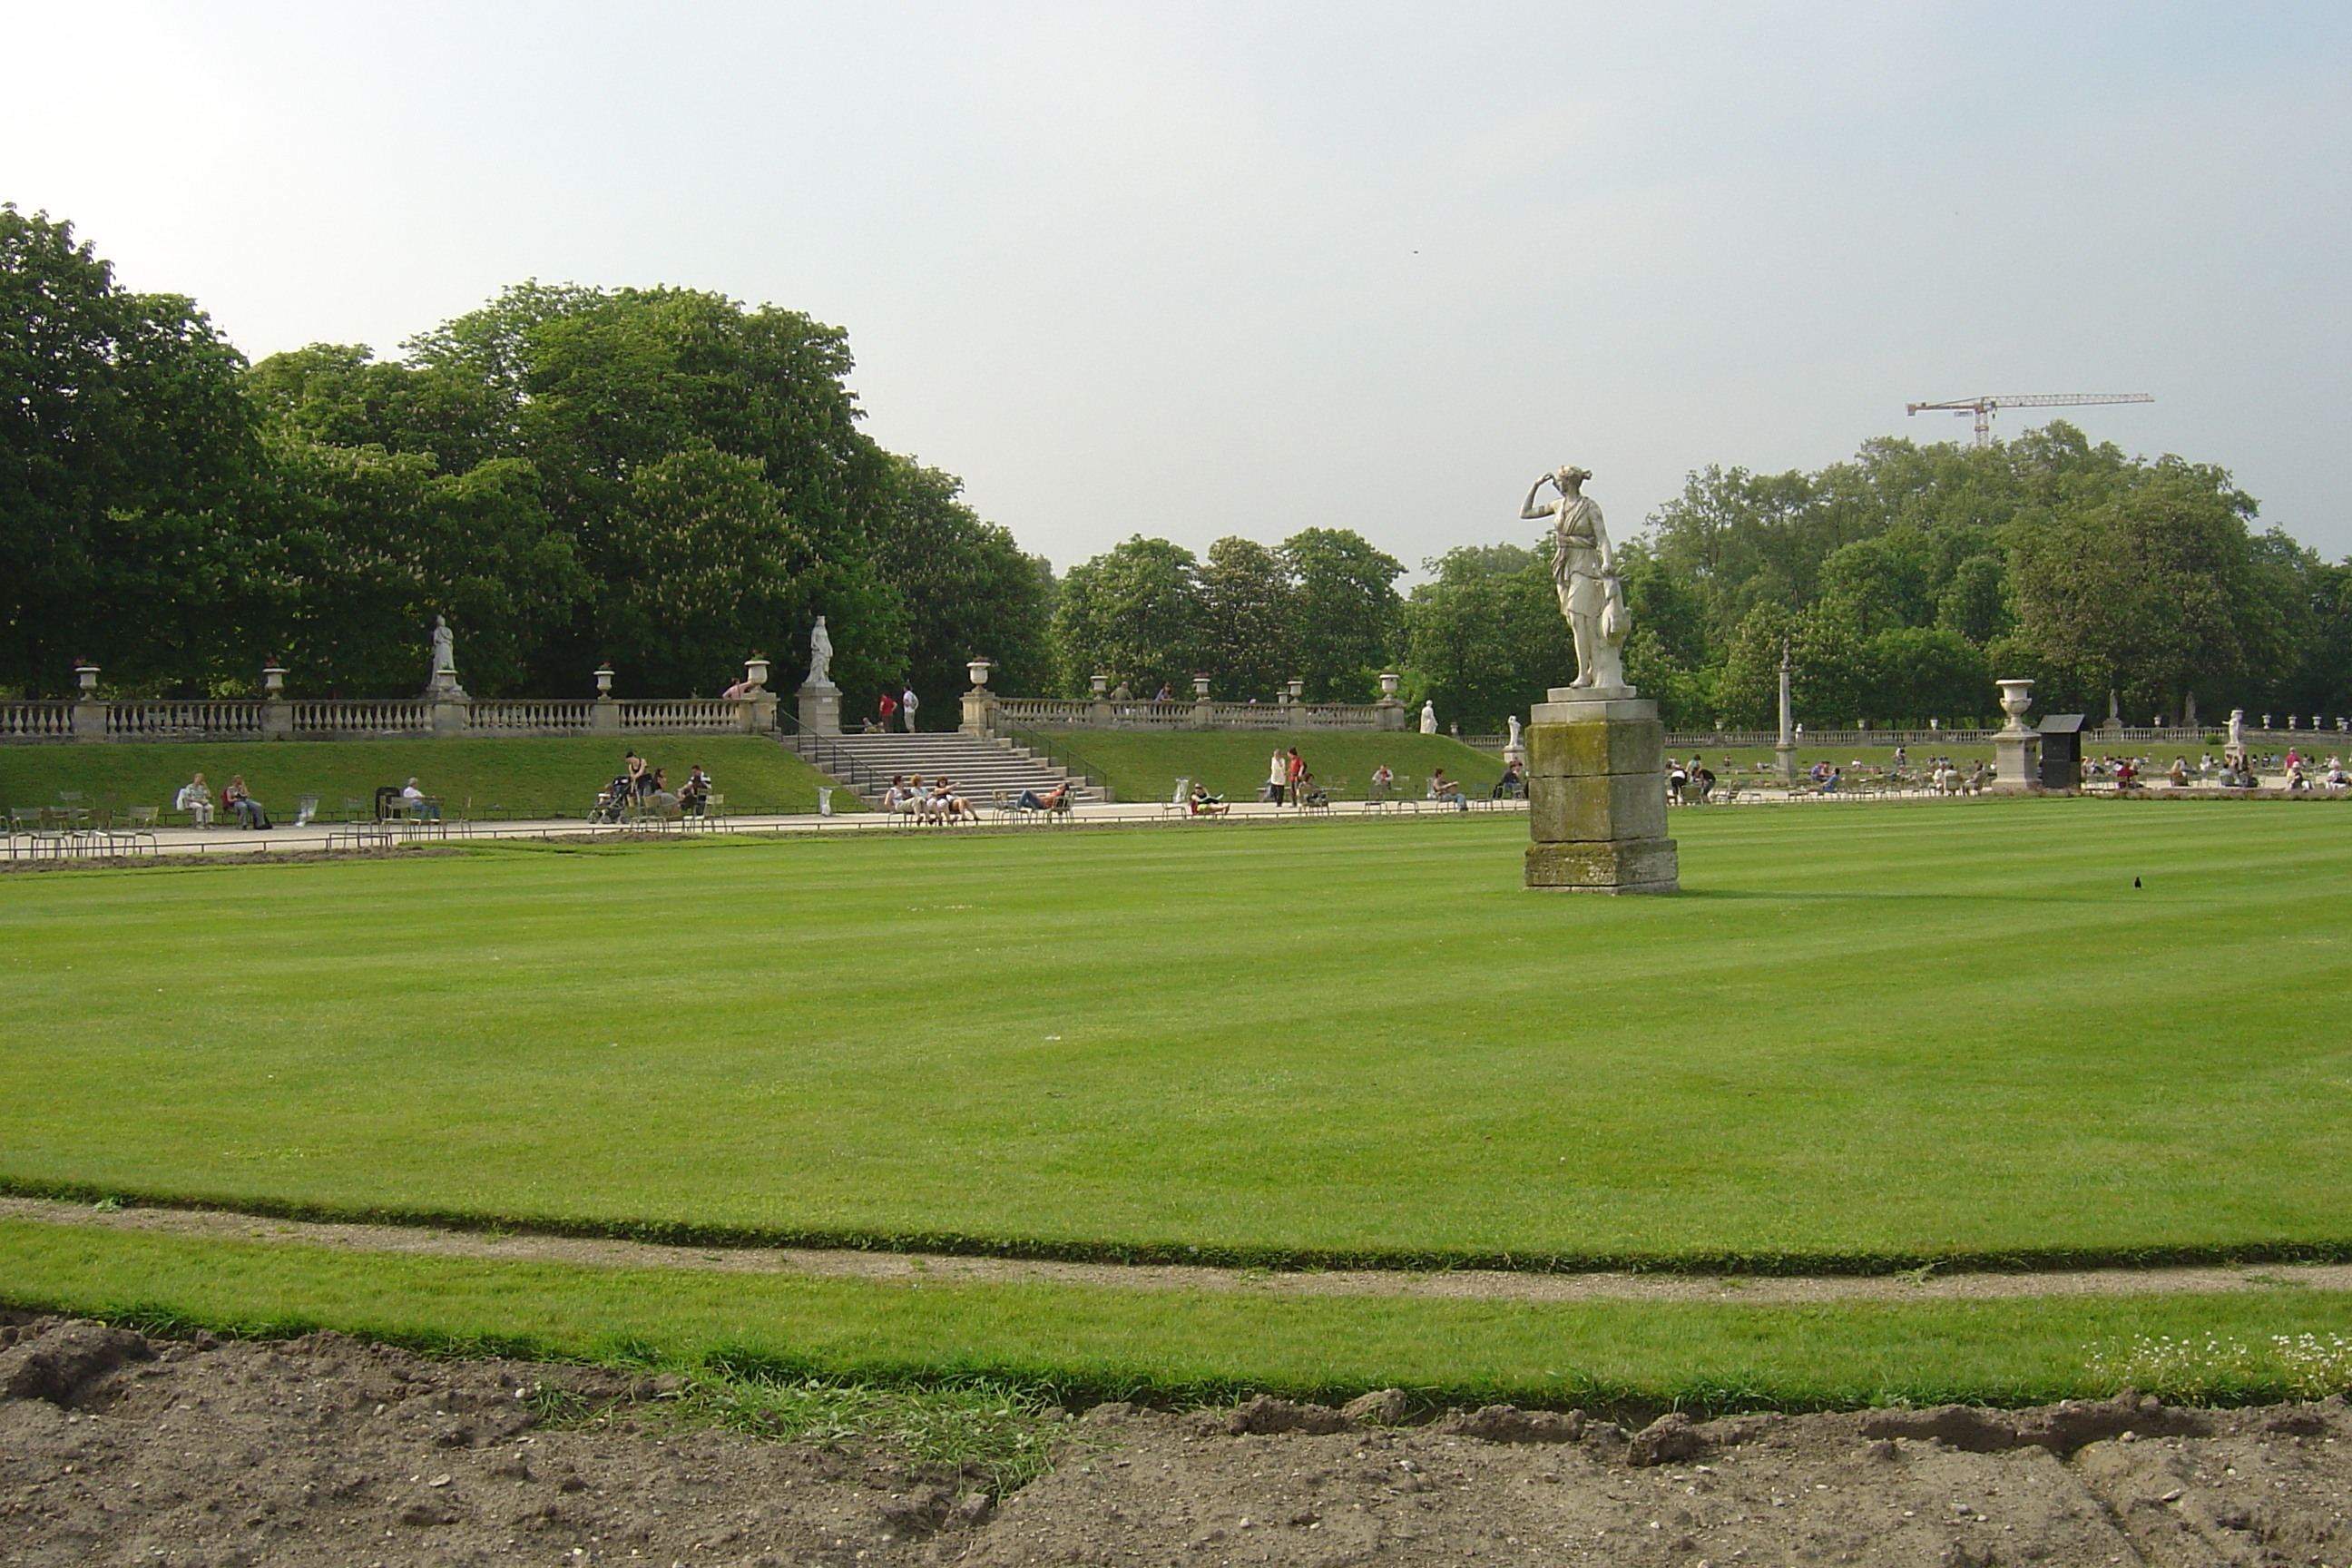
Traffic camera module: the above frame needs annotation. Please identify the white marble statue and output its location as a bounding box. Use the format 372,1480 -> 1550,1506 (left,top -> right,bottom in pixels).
1507,715 -> 1523,750
1523,466 -> 1629,692
1420,700 -> 1437,735
806,616 -> 833,688
2228,708 -> 2245,755
429,615 -> 456,678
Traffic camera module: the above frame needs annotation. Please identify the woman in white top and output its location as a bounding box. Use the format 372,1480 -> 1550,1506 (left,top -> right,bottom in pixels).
1267,750 -> 1289,805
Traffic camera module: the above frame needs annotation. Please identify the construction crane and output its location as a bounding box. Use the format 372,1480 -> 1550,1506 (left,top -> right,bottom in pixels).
1905,392 -> 2153,447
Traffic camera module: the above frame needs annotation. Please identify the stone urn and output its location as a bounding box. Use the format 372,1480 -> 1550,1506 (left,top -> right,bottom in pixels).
594,667 -> 614,697
744,657 -> 770,692
1996,679 -> 2034,732
262,664 -> 287,693
74,664 -> 100,693
1287,678 -> 1305,702
1090,672 -> 1110,698
1378,671 -> 1401,700
968,658 -> 994,690
1191,672 -> 1211,700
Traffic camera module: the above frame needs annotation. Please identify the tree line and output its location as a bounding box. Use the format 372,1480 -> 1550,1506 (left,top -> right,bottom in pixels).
9,203 -> 2347,732
2,206 -> 1051,727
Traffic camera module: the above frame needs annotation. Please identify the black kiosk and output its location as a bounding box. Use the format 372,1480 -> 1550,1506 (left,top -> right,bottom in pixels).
2037,713 -> 2089,790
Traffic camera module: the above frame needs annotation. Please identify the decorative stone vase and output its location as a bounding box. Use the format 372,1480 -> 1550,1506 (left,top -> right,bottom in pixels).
968,659 -> 994,690
1996,679 -> 2034,732
595,668 -> 614,697
262,665 -> 287,693
1378,671 -> 1400,699
1287,679 -> 1305,701
745,658 -> 769,691
1191,673 -> 1210,700
1090,673 -> 1110,698
74,665 -> 99,693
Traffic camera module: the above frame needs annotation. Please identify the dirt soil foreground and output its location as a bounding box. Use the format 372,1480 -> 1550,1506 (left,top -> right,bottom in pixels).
5,1316 -> 2349,1568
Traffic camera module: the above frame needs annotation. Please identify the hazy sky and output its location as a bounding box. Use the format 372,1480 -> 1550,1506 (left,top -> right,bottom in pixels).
9,2 -> 2347,573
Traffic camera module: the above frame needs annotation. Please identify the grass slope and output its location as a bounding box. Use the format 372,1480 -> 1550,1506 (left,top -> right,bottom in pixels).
1012,730 -> 1505,803
0,736 -> 852,819
3,801 -> 2348,1268
5,1223 -> 2349,1411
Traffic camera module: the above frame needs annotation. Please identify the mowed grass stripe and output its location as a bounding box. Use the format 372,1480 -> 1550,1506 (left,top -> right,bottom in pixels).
2,802 -> 2347,1268
5,1221 -> 2351,1411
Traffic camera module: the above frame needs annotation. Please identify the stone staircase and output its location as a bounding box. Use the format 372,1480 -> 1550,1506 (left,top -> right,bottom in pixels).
782,730 -> 1107,808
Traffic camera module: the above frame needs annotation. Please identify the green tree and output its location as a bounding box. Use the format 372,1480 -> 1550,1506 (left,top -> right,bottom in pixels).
1195,536 -> 1295,701
869,456 -> 1053,720
1052,536 -> 1201,695
1401,544 -> 1572,732
0,205 -> 262,692
1279,527 -> 1404,700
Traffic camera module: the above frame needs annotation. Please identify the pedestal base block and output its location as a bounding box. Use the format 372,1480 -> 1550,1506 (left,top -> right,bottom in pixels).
1524,702 -> 1679,894
1524,838 -> 1681,893
797,681 -> 842,738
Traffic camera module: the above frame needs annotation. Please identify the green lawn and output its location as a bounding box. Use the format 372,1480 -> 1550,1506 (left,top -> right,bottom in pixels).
0,736 -> 853,819
5,1221 -> 2349,1412
4,800 -> 2348,1270
1008,730 -> 1507,803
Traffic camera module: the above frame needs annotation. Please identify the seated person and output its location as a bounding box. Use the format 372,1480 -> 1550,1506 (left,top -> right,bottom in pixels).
220,775 -> 271,829
921,779 -> 975,822
1015,780 -> 1072,812
680,765 -> 712,815
1187,783 -> 1228,816
174,772 -> 214,827
1491,760 -> 1525,799
1427,768 -> 1467,811
2114,760 -> 2138,789
646,767 -> 681,816
399,777 -> 440,819
2168,757 -> 2190,788
882,775 -> 918,814
1368,763 -> 1395,799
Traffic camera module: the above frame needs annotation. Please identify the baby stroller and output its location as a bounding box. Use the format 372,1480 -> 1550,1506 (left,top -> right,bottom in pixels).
592,774 -> 634,824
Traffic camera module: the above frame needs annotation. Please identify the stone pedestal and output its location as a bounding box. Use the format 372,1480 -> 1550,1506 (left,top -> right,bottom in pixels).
961,689 -> 997,737
1992,728 -> 2042,795
798,681 -> 841,737
1524,688 -> 1678,894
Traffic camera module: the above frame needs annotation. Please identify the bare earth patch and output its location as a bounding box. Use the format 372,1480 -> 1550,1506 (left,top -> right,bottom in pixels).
5,1313 -> 2349,1566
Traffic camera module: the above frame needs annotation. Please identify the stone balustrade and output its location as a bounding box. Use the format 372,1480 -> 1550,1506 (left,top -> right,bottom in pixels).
983,695 -> 1404,735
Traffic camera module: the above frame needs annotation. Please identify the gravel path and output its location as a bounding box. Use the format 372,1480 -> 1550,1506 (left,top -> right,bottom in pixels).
6,1195 -> 2346,1303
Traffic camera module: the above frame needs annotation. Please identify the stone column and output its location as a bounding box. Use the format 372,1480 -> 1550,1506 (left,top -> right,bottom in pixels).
261,664 -> 291,740
72,665 -> 104,742
1773,643 -> 1797,786
591,667 -> 621,736
960,660 -> 996,737
1991,679 -> 2041,793
1524,683 -> 1679,894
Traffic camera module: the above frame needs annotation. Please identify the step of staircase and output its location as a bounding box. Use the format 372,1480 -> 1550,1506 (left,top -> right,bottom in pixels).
783,731 -> 1107,808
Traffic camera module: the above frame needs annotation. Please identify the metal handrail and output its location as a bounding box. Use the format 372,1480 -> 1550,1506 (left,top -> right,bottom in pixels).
774,713 -> 892,802
1002,728 -> 1116,800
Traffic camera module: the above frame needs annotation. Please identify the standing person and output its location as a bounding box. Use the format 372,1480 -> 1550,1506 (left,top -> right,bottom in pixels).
174,771 -> 214,828
624,751 -> 647,795
1266,749 -> 1288,805
878,690 -> 897,731
1286,747 -> 1307,808
900,685 -> 919,732
1667,758 -> 1687,805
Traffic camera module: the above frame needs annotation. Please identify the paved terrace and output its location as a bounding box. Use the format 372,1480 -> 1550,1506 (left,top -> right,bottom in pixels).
6,778 -> 2338,864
